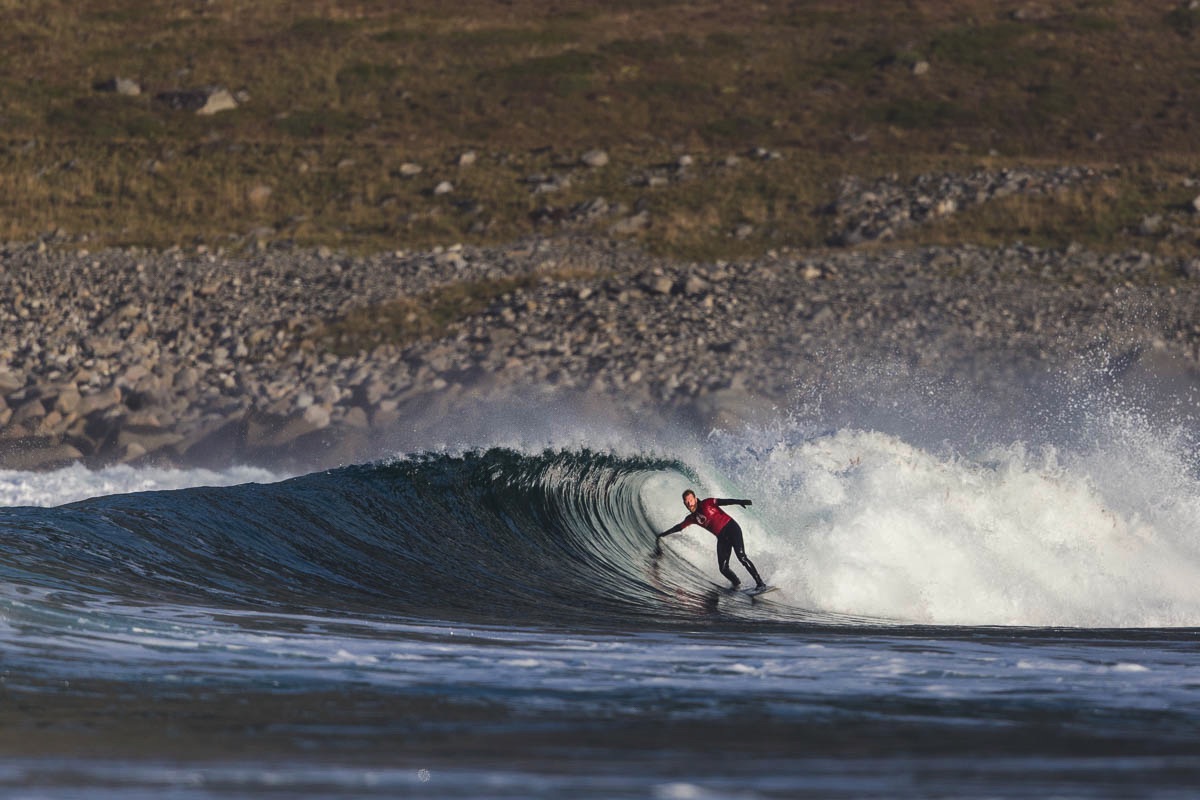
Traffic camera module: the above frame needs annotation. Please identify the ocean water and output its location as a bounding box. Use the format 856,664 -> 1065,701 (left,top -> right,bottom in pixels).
2,385 -> 1200,798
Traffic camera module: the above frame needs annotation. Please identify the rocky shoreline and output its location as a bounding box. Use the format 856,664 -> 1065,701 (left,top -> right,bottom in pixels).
3,172 -> 1199,473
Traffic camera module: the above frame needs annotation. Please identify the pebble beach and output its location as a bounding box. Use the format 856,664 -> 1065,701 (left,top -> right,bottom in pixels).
3,166 -> 1199,472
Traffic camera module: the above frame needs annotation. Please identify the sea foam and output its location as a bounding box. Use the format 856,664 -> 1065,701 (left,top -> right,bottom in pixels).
684,416 -> 1200,628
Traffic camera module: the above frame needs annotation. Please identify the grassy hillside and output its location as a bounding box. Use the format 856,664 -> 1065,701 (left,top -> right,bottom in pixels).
1,0 -> 1198,259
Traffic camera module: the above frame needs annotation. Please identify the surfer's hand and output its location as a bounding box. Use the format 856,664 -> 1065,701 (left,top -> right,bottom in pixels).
741,499 -> 752,507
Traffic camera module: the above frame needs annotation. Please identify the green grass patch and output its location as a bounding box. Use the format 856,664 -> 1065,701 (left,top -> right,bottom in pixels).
1026,78 -> 1078,121
1165,5 -> 1200,37
929,22 -> 1035,73
45,98 -> 167,141
483,49 -> 603,96
630,78 -> 712,102
702,114 -> 775,143
868,98 -> 974,130
88,7 -> 146,25
768,8 -> 851,29
447,26 -> 576,49
823,38 -> 901,82
372,28 -> 430,45
288,17 -> 362,44
1063,12 -> 1118,33
273,110 -> 370,138
601,34 -> 694,60
336,61 -> 405,95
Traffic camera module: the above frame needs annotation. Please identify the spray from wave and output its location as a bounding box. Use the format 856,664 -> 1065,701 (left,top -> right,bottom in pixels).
697,345 -> 1200,627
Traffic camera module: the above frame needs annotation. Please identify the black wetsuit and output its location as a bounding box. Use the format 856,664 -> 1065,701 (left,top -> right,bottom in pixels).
716,519 -> 764,589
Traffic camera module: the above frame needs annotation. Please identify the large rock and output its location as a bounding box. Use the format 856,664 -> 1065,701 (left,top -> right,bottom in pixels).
0,370 -> 23,395
55,387 -> 82,415
76,386 -> 123,416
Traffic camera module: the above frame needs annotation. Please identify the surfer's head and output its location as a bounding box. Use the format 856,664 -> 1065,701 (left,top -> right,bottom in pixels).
682,490 -> 698,512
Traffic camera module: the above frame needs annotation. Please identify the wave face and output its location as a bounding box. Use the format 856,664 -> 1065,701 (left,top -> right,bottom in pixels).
0,450 -> 770,629
3,418 -> 1200,629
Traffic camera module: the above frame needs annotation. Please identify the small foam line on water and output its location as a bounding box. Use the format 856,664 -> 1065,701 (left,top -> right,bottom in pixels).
0,463 -> 284,507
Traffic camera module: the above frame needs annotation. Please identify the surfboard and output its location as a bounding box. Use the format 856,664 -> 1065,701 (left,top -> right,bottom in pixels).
742,585 -> 778,599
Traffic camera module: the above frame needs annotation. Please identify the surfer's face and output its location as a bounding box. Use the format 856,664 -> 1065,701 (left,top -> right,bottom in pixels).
683,492 -> 698,512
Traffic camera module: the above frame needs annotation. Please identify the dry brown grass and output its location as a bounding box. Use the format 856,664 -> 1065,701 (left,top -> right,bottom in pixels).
0,0 -> 1196,259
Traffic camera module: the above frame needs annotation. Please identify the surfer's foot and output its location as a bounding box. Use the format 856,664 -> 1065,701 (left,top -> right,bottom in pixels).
755,584 -> 767,590
728,581 -> 740,590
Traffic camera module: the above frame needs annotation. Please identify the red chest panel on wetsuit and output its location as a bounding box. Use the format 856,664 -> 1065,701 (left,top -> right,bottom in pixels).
684,498 -> 733,537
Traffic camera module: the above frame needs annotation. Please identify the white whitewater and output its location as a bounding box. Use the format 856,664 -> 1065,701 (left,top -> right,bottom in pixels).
645,410 -> 1200,628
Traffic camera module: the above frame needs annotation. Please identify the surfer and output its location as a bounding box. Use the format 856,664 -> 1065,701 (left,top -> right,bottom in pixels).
657,490 -> 767,590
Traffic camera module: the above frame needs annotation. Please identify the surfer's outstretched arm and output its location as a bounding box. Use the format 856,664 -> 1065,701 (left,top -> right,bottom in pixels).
715,498 -> 752,507
657,521 -> 686,539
